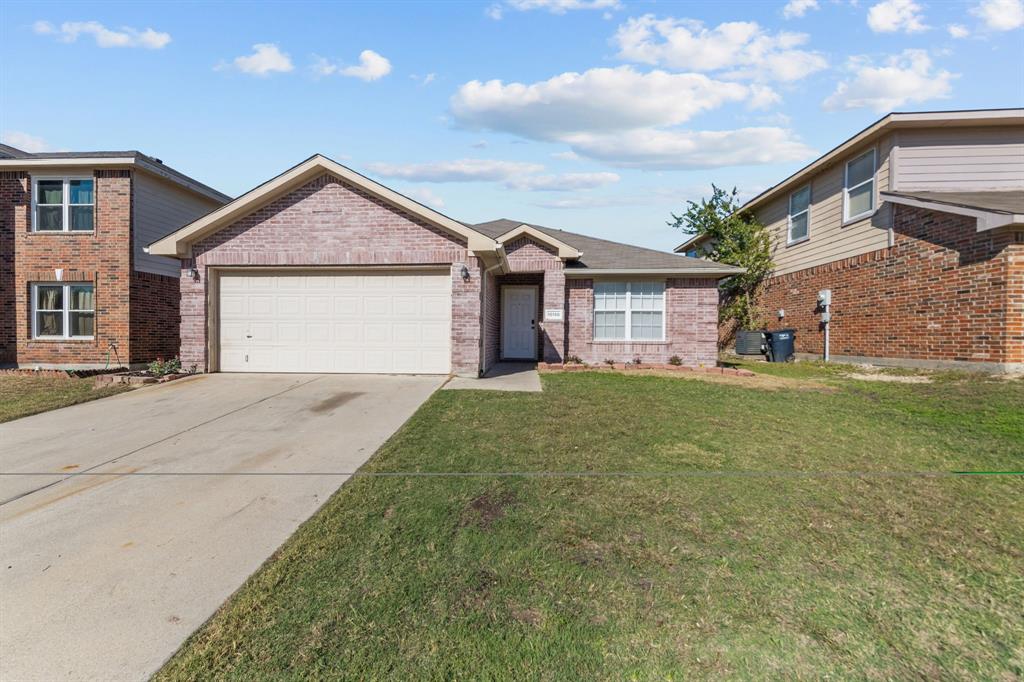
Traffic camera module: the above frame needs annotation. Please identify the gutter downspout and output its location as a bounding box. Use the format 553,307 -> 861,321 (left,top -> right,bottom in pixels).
478,244 -> 508,377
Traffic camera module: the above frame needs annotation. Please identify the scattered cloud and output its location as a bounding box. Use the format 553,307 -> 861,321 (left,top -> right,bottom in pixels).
367,159 -> 545,183
782,0 -> 820,19
1,130 -> 64,153
866,0 -> 928,33
551,150 -> 580,161
452,66 -> 751,139
221,43 -> 293,76
823,50 -> 956,112
450,66 -> 811,169
411,72 -> 437,86
405,187 -> 445,209
487,0 -> 620,19
613,15 -> 827,82
471,140 -> 488,149
314,50 -> 391,81
947,23 -> 970,38
505,171 -> 620,191
32,20 -> 171,49
971,0 -> 1024,30
556,127 -> 815,170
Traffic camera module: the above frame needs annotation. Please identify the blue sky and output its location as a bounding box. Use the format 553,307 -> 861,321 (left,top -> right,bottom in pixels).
2,0 -> 1022,251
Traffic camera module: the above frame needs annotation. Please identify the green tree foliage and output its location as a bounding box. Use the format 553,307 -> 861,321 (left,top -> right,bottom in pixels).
670,185 -> 774,330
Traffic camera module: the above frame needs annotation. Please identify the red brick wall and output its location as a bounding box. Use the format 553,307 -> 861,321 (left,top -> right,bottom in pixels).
567,278 -> 720,366
0,173 -> 19,363
3,170 -> 133,367
182,173 -> 482,374
504,237 -> 566,362
757,205 -> 1023,367
129,271 -> 180,364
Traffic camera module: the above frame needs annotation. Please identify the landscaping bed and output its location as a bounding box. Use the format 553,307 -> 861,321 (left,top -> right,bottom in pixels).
538,361 -> 755,376
157,363 -> 1023,680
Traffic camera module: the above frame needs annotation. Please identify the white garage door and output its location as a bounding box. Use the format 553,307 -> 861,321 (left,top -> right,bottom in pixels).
219,271 -> 452,374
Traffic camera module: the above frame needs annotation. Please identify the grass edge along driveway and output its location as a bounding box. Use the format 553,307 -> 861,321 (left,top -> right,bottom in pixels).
157,364 -> 1024,680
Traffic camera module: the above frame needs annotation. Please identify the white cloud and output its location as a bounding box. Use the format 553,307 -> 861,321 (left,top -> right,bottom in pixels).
488,0 -> 620,18
867,0 -> 928,33
505,172 -> 620,191
452,66 -> 750,138
613,15 -> 827,82
405,187 -> 445,209
551,150 -> 580,161
947,23 -> 970,37
823,50 -> 956,113
783,0 -> 820,19
558,127 -> 815,170
222,43 -> 293,76
33,20 -> 170,48
1,130 -> 64,153
748,84 -> 782,110
367,159 -> 545,183
343,50 -> 392,81
411,72 -> 436,85
971,0 -> 1024,30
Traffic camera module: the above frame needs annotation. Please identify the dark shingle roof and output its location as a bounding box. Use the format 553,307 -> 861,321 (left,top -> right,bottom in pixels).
0,144 -> 31,159
882,190 -> 1024,215
470,218 -> 742,274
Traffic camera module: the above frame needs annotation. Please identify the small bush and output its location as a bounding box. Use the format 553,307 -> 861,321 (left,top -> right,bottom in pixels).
566,355 -> 583,365
148,357 -> 182,378
604,358 -> 616,367
633,356 -> 642,366
668,355 -> 683,366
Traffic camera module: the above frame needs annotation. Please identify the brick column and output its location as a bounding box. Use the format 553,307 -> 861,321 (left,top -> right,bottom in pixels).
179,259 -> 206,371
541,268 -> 566,362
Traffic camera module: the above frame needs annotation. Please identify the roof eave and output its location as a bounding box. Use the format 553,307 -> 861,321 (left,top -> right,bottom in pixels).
881,191 -> 1024,232
564,267 -> 744,278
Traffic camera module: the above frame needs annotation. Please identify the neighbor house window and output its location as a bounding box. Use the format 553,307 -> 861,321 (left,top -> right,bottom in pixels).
32,283 -> 95,339
594,281 -> 664,341
843,149 -> 875,222
788,184 -> 811,244
33,177 -> 95,232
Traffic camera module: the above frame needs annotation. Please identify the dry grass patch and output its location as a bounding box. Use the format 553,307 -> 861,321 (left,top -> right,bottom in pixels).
0,374 -> 130,423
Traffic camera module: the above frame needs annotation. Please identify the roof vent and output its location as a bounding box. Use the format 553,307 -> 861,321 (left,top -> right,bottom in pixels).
154,158 -> 163,164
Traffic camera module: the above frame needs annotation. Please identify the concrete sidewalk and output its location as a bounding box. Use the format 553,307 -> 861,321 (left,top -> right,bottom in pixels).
444,362 -> 542,392
0,373 -> 442,681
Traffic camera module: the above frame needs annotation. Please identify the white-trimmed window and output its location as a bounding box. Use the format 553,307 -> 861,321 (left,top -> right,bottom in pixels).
843,149 -> 875,222
788,184 -> 811,244
594,281 -> 665,341
32,283 -> 95,339
33,177 -> 95,232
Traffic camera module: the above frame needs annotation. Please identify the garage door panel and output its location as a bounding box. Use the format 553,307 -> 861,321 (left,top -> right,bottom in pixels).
219,272 -> 451,374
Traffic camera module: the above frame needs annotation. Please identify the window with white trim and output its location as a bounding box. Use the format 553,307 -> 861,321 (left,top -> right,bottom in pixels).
788,184 -> 811,244
594,281 -> 665,341
32,283 -> 95,339
33,177 -> 94,232
843,149 -> 875,222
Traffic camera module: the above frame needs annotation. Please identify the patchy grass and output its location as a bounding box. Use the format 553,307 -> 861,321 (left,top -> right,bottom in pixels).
0,374 -> 130,423
158,364 -> 1024,680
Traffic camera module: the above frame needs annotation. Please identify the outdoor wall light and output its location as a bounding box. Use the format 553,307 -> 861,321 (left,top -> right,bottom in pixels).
189,267 -> 200,281
460,265 -> 470,281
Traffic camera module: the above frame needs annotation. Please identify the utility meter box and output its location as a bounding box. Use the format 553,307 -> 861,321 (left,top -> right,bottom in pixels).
817,289 -> 832,307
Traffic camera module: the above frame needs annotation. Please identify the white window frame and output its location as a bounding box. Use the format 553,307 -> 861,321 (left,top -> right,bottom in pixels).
31,175 -> 95,232
593,280 -> 666,342
787,184 -> 811,246
31,283 -> 95,340
842,148 -> 876,223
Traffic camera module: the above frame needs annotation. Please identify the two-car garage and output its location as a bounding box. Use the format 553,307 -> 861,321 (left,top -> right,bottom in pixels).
217,271 -> 452,374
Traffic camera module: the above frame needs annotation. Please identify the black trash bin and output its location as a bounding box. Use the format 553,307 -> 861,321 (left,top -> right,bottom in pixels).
764,329 -> 796,363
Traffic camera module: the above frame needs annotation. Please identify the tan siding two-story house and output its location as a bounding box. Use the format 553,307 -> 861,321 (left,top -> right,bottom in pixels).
677,109 -> 1024,373
0,145 -> 228,369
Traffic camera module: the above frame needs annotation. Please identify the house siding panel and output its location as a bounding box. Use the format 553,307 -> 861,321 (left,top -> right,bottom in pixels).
894,126 -> 1024,191
133,171 -> 223,278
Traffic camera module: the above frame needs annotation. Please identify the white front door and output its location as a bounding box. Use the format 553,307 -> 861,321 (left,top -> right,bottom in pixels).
218,271 -> 452,374
502,286 -> 538,360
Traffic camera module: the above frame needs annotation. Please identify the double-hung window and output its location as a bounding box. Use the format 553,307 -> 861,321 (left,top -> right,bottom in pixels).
32,283 -> 95,339
594,281 -> 664,341
843,149 -> 875,222
788,184 -> 811,244
33,177 -> 95,232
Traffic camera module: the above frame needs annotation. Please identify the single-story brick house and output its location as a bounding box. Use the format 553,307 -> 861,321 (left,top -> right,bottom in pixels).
148,155 -> 741,376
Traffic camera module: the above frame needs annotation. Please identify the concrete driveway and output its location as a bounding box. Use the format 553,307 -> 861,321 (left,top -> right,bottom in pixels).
0,373 -> 443,681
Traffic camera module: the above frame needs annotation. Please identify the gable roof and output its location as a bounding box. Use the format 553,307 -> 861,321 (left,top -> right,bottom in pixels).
148,154 -> 498,257
0,147 -> 229,203
881,190 -> 1024,231
472,219 -> 743,276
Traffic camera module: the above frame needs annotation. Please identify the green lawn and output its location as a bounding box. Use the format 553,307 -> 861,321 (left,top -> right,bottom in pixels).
158,363 -> 1023,680
0,374 -> 130,423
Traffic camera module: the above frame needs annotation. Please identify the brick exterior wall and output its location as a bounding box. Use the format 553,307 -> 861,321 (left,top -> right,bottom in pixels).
756,205 -> 1024,368
180,173 -> 482,375
2,170 -> 135,367
129,270 -> 180,364
567,278 -> 720,366
504,237 -> 565,363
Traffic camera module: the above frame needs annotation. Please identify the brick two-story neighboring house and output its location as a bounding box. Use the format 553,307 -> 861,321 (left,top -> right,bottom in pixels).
677,109 -> 1024,373
0,144 -> 229,369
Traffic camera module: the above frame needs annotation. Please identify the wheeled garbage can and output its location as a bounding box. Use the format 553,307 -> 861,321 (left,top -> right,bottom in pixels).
763,329 -> 796,362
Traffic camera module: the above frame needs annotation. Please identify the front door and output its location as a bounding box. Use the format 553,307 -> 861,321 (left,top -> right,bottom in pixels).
502,286 -> 538,360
